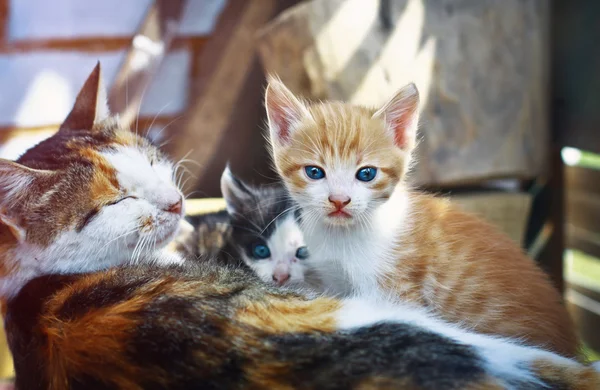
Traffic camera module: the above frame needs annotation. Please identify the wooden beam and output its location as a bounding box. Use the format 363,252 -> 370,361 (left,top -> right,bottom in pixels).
166,0 -> 281,195
566,190 -> 600,234
108,0 -> 186,128
566,284 -> 600,351
0,36 -> 205,54
567,224 -> 600,259
536,148 -> 566,293
0,0 -> 7,43
565,166 -> 600,195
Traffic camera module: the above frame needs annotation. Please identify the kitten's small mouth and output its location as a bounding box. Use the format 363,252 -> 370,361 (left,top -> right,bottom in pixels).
328,210 -> 352,218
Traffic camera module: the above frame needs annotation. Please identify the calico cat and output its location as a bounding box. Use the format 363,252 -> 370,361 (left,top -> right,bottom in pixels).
2,64 -> 599,390
265,76 -> 580,358
0,66 -> 184,301
173,167 -> 312,287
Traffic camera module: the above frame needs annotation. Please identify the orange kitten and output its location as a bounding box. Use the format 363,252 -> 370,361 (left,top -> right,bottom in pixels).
265,77 -> 579,358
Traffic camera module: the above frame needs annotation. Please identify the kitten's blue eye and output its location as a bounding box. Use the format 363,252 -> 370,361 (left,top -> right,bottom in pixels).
252,243 -> 271,259
296,246 -> 309,260
356,167 -> 377,182
305,166 -> 325,180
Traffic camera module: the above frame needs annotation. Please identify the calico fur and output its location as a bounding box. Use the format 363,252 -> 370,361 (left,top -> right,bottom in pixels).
265,76 -> 580,358
6,262 -> 600,390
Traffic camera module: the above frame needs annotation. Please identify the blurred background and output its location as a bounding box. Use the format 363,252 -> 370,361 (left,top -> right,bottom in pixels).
0,0 -> 599,382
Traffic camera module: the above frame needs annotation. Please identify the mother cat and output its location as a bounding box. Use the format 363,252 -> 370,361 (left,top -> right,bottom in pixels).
0,64 -> 598,389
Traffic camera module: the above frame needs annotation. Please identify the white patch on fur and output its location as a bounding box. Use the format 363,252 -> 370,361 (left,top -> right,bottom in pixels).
336,297 -> 575,389
241,213 -> 308,286
0,145 -> 184,298
300,185 -> 410,297
103,147 -> 182,211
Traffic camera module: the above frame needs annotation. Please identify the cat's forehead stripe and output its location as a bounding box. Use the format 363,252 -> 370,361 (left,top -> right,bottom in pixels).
273,101 -> 407,192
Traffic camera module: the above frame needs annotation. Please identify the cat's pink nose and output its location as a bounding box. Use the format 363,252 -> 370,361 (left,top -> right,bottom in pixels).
165,197 -> 183,215
328,195 -> 351,210
272,272 -> 290,286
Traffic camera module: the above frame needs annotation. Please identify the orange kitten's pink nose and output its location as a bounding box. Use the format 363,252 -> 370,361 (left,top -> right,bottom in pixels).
273,272 -> 290,286
165,197 -> 183,215
328,195 -> 351,210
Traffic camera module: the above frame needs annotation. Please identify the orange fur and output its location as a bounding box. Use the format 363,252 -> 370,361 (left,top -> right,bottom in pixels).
267,78 -> 579,358
234,296 -> 340,334
41,271 -> 179,389
531,359 -> 600,389
381,192 -> 578,357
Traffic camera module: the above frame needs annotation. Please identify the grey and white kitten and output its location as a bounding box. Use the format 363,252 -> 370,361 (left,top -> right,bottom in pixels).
174,167 -> 313,287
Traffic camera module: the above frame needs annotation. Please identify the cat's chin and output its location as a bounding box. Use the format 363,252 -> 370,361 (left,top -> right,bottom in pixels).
154,222 -> 182,248
324,214 -> 355,227
126,220 -> 181,251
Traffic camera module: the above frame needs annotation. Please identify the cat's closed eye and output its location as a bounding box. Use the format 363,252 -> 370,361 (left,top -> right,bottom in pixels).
107,195 -> 137,206
77,196 -> 137,231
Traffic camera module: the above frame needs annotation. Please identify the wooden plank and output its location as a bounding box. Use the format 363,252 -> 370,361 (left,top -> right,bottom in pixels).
0,0 -> 7,42
191,61 -> 274,196
566,190 -> 600,234
185,198 -> 226,215
533,148 -> 565,293
183,1 -> 249,105
165,0 -> 280,195
0,36 -> 205,54
256,0 -> 551,187
0,318 -> 11,381
567,224 -> 600,259
108,0 -> 186,128
565,166 -> 600,195
565,285 -> 600,351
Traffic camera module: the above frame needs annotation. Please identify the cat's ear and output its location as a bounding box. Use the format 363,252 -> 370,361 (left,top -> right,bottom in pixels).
220,165 -> 254,215
265,75 -> 312,146
373,83 -> 420,152
0,159 -> 52,242
59,62 -> 111,132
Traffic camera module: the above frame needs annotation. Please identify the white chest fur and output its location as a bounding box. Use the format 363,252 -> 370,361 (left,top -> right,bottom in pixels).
302,190 -> 410,297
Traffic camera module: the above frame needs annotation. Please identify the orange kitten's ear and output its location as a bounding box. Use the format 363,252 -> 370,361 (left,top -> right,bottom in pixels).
265,75 -> 312,145
0,159 -> 52,242
60,62 -> 111,132
220,165 -> 254,215
373,83 -> 420,151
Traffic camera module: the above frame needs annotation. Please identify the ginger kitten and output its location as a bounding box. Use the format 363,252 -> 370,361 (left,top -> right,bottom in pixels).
4,64 -> 599,389
266,76 -> 579,358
